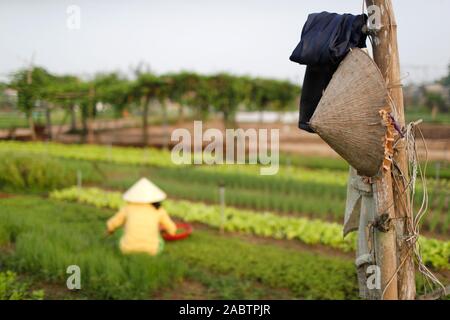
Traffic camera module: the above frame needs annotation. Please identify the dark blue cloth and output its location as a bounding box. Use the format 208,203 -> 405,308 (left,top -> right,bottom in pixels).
290,12 -> 367,133
290,12 -> 367,66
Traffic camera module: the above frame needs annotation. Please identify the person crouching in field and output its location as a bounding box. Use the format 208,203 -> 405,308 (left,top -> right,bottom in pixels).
106,178 -> 177,256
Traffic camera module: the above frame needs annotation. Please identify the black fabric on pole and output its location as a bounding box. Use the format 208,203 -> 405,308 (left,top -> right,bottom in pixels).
290,12 -> 368,133
298,65 -> 337,133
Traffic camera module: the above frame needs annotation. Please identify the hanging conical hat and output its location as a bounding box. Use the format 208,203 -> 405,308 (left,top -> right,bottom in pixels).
310,48 -> 391,177
123,178 -> 167,203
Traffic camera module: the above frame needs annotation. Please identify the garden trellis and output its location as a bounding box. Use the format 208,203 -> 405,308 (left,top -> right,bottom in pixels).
6,69 -> 300,143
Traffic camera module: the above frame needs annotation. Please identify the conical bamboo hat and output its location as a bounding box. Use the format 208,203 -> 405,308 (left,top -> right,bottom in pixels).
123,178 -> 167,203
310,48 -> 391,177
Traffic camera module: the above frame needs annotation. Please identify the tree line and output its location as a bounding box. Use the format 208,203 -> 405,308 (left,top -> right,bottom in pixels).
2,67 -> 300,143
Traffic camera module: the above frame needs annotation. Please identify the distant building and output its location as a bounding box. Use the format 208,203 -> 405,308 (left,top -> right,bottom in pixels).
423,83 -> 449,100
424,83 -> 449,103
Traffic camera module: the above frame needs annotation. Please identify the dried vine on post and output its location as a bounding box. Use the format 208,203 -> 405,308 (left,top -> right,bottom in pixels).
365,0 -> 416,299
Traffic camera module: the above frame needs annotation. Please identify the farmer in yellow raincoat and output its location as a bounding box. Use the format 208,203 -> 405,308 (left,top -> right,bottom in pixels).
106,178 -> 177,256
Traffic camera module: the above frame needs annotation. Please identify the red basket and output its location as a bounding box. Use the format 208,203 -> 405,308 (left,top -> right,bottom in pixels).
161,222 -> 193,241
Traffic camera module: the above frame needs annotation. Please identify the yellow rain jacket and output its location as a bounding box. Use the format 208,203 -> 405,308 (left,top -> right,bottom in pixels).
106,203 -> 177,256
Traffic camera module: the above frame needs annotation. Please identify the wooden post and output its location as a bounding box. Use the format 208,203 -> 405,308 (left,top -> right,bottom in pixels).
365,0 -> 416,299
372,176 -> 398,299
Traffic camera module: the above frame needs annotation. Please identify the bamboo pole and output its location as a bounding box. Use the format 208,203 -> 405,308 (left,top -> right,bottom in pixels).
365,0 -> 415,299
372,176 -> 398,299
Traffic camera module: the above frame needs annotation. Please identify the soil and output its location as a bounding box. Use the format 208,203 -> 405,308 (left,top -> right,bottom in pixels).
153,276 -> 294,300
28,278 -> 87,300
152,279 -> 210,300
0,193 -> 14,199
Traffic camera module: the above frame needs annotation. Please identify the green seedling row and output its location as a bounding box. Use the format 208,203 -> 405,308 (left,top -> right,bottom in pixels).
0,196 -> 360,299
49,187 -> 450,270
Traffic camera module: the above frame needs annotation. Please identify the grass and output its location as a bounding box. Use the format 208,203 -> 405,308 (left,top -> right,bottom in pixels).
0,153 -> 78,192
155,268 -> 294,299
0,195 -> 364,299
0,109 -> 123,130
405,108 -> 450,125
0,112 -> 28,129
0,110 -> 70,130
0,197 -> 183,299
167,231 -> 358,300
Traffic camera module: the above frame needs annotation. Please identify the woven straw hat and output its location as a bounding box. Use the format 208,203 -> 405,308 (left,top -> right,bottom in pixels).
310,48 -> 391,177
123,178 -> 167,203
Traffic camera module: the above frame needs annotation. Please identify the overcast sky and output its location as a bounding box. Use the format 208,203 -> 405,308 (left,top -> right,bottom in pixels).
0,0 -> 449,85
